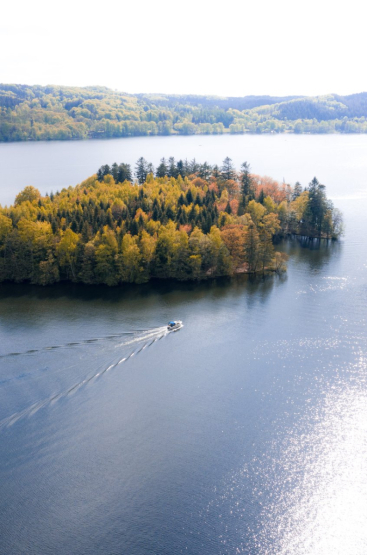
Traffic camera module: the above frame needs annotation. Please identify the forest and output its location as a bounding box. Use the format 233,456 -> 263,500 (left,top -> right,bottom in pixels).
1,84 -> 367,141
0,157 -> 343,286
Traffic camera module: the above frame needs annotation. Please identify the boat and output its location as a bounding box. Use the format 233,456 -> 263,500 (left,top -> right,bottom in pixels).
167,320 -> 182,331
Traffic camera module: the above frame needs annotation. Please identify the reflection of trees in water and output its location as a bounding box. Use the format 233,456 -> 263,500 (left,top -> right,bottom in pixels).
277,236 -> 342,271
0,233 -> 340,317
0,271 -> 288,318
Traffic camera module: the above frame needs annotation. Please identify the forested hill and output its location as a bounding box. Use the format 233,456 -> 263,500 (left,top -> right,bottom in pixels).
0,157 -> 342,286
1,84 -> 367,141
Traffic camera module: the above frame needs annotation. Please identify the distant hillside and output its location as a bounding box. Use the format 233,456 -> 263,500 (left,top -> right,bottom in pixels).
0,84 -> 367,142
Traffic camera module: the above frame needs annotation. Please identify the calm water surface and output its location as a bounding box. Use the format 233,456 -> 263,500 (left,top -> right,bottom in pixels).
0,135 -> 366,554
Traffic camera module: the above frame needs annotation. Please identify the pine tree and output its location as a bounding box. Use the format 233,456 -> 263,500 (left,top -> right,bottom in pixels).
168,157 -> 177,178
135,157 -> 148,184
240,161 -> 253,205
293,181 -> 303,200
111,162 -> 119,181
156,158 -> 168,178
221,157 -> 235,181
198,162 -> 212,180
176,160 -> 185,177
257,189 -> 265,204
189,158 -> 199,174
117,163 -> 132,183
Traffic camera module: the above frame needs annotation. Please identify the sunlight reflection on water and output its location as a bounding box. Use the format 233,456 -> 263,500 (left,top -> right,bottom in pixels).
256,355 -> 367,555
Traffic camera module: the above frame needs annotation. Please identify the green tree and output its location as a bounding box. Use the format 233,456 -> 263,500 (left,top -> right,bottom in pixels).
307,177 -> 328,236
221,157 -> 235,181
244,222 -> 260,272
135,157 -> 148,184
240,162 -> 254,207
156,158 -> 168,178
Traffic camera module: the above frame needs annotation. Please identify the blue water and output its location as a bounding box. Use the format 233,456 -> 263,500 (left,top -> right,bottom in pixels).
0,135 -> 367,554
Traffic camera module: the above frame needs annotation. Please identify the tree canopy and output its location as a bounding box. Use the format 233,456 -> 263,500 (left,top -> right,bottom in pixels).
0,157 -> 342,286
1,84 -> 367,142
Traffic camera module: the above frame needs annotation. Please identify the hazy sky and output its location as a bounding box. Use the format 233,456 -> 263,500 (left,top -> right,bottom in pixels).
1,0 -> 365,97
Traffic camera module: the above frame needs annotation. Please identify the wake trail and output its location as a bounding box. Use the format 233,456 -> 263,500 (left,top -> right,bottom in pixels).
0,327 -> 169,431
0,327 -> 166,360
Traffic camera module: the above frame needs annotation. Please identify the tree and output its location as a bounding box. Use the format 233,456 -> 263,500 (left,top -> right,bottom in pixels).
220,225 -> 245,268
198,162 -> 212,181
156,158 -> 168,178
307,177 -> 328,236
257,214 -> 280,274
39,253 -> 60,285
139,230 -> 156,281
244,222 -> 260,273
135,157 -> 148,184
0,214 -> 12,242
274,252 -> 288,273
147,163 -> 155,176
331,208 -> 344,238
168,157 -> 178,178
118,234 -> 143,283
221,157 -> 235,181
176,160 -> 185,178
240,162 -> 254,206
56,228 -> 79,279
14,186 -> 41,205
117,163 -> 132,183
189,158 -> 200,174
257,189 -> 265,204
247,200 -> 266,225
94,226 -> 119,285
293,181 -> 303,200
111,163 -> 119,181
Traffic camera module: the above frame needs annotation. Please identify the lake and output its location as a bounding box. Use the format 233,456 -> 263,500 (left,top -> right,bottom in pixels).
0,134 -> 367,555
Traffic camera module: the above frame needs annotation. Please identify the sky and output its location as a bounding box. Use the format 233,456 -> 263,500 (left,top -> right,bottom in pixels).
1,0 -> 366,98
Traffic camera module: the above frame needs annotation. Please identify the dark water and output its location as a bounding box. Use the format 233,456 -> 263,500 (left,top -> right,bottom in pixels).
0,136 -> 367,554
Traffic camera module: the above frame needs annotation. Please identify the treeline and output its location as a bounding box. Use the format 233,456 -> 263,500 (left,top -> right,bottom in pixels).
0,157 -> 342,286
1,84 -> 367,141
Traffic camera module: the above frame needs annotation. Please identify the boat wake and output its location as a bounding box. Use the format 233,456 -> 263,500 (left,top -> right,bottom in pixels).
0,325 -> 172,431
0,329 -> 155,359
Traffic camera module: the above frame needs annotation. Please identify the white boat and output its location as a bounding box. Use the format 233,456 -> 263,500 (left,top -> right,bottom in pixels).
167,320 -> 183,331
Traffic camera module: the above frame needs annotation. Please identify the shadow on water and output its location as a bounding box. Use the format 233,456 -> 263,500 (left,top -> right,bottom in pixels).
0,273 -> 283,303
278,235 -> 343,271
0,237 -> 336,312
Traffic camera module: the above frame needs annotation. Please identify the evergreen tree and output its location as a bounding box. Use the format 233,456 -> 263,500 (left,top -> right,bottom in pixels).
225,201 -> 232,214
221,157 -> 235,181
117,163 -> 132,183
186,189 -> 194,204
257,189 -> 265,204
293,181 -> 303,200
102,164 -> 111,177
97,167 -> 104,181
147,162 -> 155,176
240,161 -> 254,206
212,164 -> 220,178
198,162 -> 212,180
176,160 -> 185,177
189,158 -> 200,174
307,177 -> 328,236
111,163 -> 119,181
156,158 -> 168,178
135,157 -> 148,184
168,157 -> 178,178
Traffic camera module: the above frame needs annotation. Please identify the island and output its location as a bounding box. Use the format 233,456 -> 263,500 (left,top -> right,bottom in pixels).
0,157 -> 343,286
